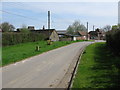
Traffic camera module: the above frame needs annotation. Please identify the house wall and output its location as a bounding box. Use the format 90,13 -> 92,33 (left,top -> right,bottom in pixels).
76,36 -> 87,40
59,37 -> 72,41
50,31 -> 59,41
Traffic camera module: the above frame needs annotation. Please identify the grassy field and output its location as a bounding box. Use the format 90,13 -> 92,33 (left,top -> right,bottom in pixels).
2,40 -> 82,66
72,42 -> 120,88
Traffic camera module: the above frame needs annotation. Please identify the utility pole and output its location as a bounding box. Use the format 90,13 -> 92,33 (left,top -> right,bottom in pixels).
48,11 -> 50,29
48,11 -> 50,40
87,22 -> 89,40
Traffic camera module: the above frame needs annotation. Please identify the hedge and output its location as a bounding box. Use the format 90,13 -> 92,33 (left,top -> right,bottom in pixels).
106,29 -> 120,54
2,32 -> 46,46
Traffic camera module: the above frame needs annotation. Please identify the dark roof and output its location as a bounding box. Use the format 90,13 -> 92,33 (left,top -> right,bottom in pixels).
89,31 -> 98,36
89,31 -> 97,34
31,29 -> 56,37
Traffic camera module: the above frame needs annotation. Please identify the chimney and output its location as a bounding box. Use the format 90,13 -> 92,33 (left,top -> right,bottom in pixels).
43,25 -> 45,30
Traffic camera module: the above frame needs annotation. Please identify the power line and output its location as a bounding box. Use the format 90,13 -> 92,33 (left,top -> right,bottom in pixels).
0,10 -> 38,21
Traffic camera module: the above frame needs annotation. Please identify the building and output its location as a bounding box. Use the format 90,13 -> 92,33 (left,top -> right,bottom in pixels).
76,31 -> 87,40
28,26 -> 35,30
88,31 -> 98,40
56,30 -> 73,41
31,29 -> 59,41
56,30 -> 67,37
16,26 -> 59,41
57,30 -> 88,41
89,28 -> 105,40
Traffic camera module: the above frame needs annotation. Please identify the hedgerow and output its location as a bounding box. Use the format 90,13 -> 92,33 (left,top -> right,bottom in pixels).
2,32 -> 46,46
106,29 -> 120,55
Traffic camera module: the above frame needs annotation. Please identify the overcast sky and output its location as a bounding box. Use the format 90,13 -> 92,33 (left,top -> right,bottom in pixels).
1,1 -> 119,31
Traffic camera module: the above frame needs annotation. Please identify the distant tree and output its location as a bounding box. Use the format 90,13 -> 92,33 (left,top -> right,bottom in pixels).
20,24 -> 30,33
67,20 -> 87,34
113,24 -> 120,30
66,25 -> 74,34
0,22 -> 15,32
103,25 -> 111,32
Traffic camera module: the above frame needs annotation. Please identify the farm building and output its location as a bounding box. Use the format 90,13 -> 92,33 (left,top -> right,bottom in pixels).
88,29 -> 105,40
57,30 -> 87,41
31,29 -> 59,41
57,30 -> 74,41
76,31 -> 87,40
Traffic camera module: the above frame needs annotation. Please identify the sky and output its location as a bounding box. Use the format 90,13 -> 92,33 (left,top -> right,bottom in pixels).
1,0 -> 119,31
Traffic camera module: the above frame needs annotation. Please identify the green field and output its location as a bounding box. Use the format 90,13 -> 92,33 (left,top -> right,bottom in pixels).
2,40 -> 82,66
72,42 -> 120,88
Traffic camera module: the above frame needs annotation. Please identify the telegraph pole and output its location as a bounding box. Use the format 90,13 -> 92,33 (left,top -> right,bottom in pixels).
48,11 -> 50,29
48,11 -> 50,40
87,22 -> 89,40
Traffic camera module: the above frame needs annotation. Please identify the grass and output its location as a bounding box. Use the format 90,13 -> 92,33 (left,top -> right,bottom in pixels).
2,40 -> 83,66
72,42 -> 120,88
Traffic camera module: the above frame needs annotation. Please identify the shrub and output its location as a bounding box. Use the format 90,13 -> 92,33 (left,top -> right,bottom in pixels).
47,40 -> 53,45
106,29 -> 120,55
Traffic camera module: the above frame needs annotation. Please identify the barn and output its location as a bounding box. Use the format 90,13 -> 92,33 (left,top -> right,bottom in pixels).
31,29 -> 59,41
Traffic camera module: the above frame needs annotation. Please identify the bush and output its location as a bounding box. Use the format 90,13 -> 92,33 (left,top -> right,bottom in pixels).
106,29 -> 120,54
2,32 -> 46,46
47,40 -> 53,45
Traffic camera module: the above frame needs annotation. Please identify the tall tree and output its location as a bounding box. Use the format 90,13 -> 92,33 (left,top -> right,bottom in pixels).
67,20 -> 87,34
0,22 -> 15,32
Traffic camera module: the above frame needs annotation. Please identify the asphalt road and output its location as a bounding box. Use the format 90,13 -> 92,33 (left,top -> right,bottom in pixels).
2,42 -> 92,88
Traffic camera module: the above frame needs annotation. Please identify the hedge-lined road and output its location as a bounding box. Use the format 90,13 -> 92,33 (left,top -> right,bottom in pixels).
2,42 -> 92,88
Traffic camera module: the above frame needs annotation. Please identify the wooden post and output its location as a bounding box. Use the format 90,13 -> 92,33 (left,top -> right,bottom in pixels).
36,45 -> 40,51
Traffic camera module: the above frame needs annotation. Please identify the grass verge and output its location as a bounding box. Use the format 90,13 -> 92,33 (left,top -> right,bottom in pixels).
2,40 -> 83,66
72,42 -> 120,88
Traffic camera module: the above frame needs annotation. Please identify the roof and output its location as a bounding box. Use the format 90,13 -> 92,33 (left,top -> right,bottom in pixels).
56,30 -> 67,35
89,31 -> 97,34
89,31 -> 98,36
31,29 -> 56,37
78,31 -> 87,36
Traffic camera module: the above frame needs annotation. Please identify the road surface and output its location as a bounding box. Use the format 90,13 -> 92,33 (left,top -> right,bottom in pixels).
2,42 -> 92,88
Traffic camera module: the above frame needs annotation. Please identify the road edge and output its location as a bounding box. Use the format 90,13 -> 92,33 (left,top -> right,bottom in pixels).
56,43 -> 91,89
68,43 -> 93,90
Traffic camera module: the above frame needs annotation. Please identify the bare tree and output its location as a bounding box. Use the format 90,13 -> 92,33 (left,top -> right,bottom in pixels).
103,25 -> 111,32
67,20 -> 87,34
20,24 -> 30,33
0,22 -> 15,32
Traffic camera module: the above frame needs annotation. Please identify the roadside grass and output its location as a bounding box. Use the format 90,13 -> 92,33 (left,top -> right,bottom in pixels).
72,42 -> 120,88
2,40 -> 83,66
